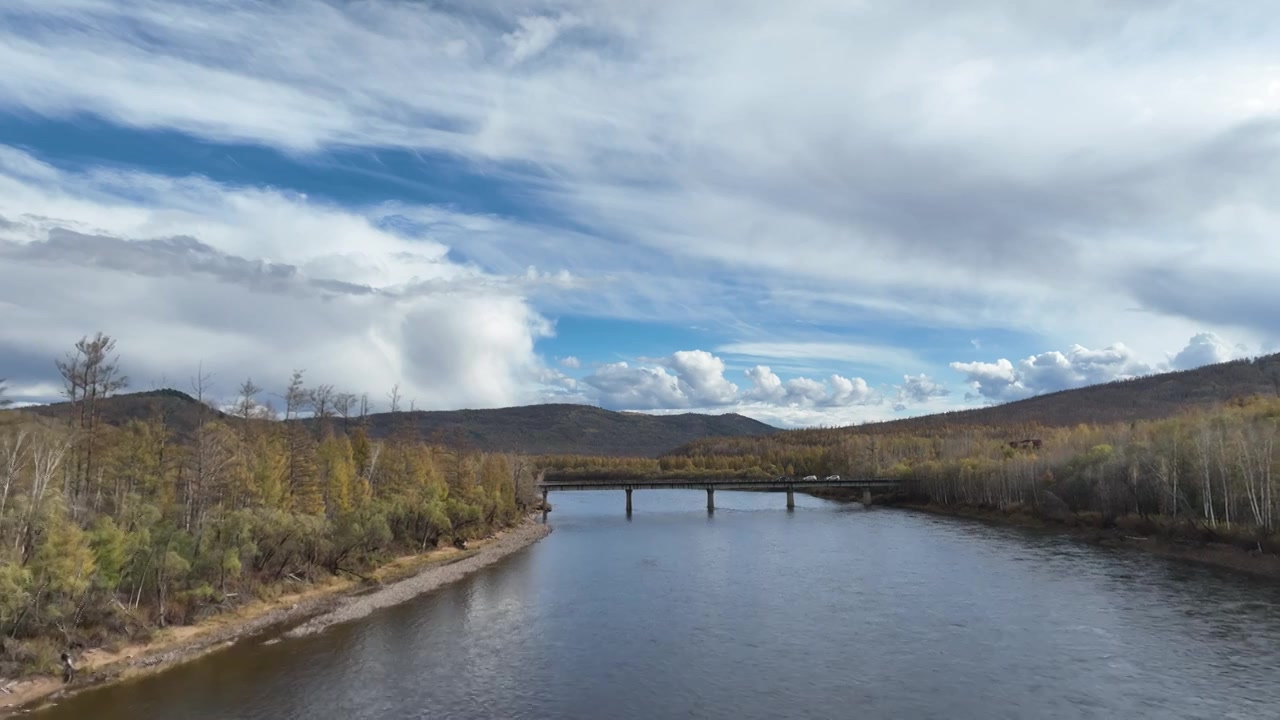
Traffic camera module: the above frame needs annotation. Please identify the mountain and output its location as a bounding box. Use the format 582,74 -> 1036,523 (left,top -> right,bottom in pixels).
669,354 -> 1280,459
851,353 -> 1280,436
14,392 -> 778,457
351,404 -> 776,457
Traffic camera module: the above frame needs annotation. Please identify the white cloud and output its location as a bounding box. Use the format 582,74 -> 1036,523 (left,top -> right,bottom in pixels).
581,361 -> 686,410
1169,332 -> 1242,371
0,147 -> 555,408
2,1 -> 1278,423
578,351 -> 878,412
1,0 -> 1275,357
668,350 -> 739,406
951,343 -> 1155,403
897,374 -> 950,404
558,355 -> 581,369
743,365 -> 786,403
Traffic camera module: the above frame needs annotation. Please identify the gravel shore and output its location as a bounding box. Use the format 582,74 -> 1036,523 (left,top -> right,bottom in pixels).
286,519 -> 552,638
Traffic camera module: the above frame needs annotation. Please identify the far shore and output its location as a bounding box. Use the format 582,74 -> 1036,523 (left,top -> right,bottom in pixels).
893,499 -> 1280,581
1,516 -> 552,717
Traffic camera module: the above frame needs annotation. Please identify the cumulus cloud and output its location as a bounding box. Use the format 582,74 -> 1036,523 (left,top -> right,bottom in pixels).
668,350 -> 739,405
580,350 -> 742,410
579,352 -> 877,412
897,374 -> 950,405
945,333 -> 1263,404
1169,332 -> 1242,371
0,148 -> 556,409
558,356 -> 581,369
581,362 -> 686,410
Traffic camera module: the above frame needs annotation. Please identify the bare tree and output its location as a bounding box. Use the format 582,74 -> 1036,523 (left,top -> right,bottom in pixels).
1,429 -> 30,521
55,333 -> 128,507
359,393 -> 371,423
310,384 -> 335,419
334,392 -> 356,433
16,432 -> 71,557
283,370 -> 309,421
185,365 -> 217,532
0,377 -> 11,408
387,384 -> 402,414
235,379 -> 262,422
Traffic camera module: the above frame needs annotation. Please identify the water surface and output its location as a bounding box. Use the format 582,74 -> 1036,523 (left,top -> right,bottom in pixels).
37,491 -> 1280,719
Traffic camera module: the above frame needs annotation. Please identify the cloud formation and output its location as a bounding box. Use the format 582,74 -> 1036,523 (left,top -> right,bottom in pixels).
579,351 -> 878,414
0,148 -> 554,409
951,334 -> 1255,404
1,1 -> 1277,424
1,0 -> 1276,355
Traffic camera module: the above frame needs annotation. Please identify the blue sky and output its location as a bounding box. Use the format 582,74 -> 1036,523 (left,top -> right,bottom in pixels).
0,1 -> 1277,427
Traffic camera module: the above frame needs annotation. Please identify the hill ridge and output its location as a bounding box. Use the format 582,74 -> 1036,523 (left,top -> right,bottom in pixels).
13,393 -> 778,458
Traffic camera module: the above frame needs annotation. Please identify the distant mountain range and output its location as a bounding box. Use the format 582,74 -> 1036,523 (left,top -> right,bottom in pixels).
11,353 -> 1279,456
15,391 -> 778,458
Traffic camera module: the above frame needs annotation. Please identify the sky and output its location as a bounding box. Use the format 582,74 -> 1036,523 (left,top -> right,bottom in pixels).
0,0 -> 1277,428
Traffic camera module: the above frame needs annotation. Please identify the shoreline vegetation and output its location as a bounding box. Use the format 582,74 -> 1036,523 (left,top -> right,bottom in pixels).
810,489 -> 1280,580
542,387 -> 1280,581
0,335 -> 548,711
0,517 -> 551,716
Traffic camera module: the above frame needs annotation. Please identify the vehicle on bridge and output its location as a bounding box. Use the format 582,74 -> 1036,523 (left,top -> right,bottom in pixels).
803,475 -> 817,481
824,475 -> 840,481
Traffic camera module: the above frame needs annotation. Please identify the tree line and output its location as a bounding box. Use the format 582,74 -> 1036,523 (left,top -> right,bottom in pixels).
0,335 -> 539,678
542,396 -> 1280,544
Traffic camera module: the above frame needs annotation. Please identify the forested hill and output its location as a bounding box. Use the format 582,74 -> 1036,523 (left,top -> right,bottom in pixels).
666,353 -> 1280,457
17,392 -> 777,457
352,404 -> 776,456
858,353 -> 1280,435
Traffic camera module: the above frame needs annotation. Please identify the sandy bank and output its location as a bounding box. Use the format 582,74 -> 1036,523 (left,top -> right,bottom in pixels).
287,519 -> 552,638
1,518 -> 551,717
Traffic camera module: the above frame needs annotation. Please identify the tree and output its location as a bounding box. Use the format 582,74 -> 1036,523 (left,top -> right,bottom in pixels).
318,434 -> 356,516
1,429 -> 30,523
0,377 -> 11,408
55,333 -> 128,506
387,384 -> 402,414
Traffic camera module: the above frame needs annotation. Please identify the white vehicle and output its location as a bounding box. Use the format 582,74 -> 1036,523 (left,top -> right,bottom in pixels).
802,475 -> 818,481
824,474 -> 840,481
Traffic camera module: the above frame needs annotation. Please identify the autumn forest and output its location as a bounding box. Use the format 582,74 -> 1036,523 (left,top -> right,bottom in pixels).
0,334 -> 538,678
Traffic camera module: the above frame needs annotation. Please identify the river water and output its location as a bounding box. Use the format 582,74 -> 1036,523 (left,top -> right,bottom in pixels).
35,491 -> 1280,719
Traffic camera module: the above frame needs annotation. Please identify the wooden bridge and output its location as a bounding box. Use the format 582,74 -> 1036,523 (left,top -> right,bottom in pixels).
537,473 -> 900,513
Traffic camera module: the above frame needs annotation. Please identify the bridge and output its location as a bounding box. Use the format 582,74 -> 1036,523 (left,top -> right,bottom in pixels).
537,474 -> 900,513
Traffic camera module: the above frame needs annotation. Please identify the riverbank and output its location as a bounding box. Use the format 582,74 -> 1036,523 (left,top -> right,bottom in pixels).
286,520 -> 552,637
0,517 -> 552,717
892,500 -> 1280,581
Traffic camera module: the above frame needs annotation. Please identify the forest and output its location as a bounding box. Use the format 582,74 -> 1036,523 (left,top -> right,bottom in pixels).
543,396 -> 1280,547
0,335 -> 539,678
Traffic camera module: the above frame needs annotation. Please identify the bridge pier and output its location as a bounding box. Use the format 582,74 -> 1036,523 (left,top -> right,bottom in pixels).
863,488 -> 872,507
786,487 -> 795,510
707,487 -> 715,512
625,488 -> 633,515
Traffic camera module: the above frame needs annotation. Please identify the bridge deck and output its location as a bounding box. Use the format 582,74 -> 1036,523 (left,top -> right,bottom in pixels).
538,477 -> 899,492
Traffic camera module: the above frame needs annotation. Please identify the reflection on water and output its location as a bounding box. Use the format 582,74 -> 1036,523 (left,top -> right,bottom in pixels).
36,491 -> 1280,720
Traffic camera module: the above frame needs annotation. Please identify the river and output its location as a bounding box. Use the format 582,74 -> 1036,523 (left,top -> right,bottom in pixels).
35,491 -> 1280,719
